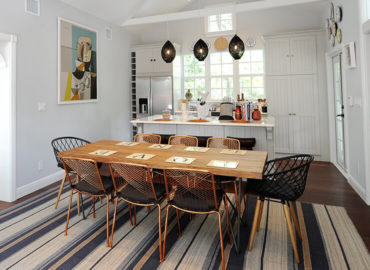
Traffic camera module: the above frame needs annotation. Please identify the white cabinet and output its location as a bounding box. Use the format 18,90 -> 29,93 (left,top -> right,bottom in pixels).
265,36 -> 317,75
266,75 -> 320,155
134,45 -> 172,76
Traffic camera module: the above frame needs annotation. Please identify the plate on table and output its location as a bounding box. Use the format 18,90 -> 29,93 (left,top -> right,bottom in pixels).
165,156 -> 195,164
126,153 -> 156,160
89,150 -> 117,156
185,147 -> 209,152
149,144 -> 172,149
207,160 -> 239,169
220,149 -> 247,155
116,141 -> 139,146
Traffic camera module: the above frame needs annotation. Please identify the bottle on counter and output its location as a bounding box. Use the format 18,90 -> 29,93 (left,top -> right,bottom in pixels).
252,105 -> 262,121
235,105 -> 242,120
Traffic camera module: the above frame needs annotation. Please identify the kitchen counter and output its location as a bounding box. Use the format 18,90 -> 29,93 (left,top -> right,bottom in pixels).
131,115 -> 275,127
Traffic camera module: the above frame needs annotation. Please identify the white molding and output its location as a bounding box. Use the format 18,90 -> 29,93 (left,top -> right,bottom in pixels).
262,29 -> 325,40
16,170 -> 65,200
122,0 -> 326,26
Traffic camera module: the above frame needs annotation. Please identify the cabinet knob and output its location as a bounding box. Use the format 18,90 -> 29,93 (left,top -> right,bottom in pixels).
153,59 -> 156,62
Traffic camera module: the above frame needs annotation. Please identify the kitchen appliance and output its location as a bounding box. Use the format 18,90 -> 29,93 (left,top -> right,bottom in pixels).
136,76 -> 173,118
219,102 -> 234,120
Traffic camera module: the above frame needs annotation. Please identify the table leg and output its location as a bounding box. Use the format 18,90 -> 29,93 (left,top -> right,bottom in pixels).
237,177 -> 242,252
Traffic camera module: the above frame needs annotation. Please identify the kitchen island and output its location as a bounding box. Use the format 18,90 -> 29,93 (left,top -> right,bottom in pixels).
131,115 -> 275,159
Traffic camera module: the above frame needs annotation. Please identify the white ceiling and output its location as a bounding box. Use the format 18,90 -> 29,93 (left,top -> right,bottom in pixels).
59,0 -> 261,25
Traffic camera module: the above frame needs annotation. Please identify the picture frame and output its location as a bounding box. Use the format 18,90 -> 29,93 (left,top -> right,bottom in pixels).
58,17 -> 98,104
343,42 -> 356,69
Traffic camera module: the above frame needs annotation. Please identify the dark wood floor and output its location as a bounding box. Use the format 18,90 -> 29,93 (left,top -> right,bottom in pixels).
1,162 -> 369,251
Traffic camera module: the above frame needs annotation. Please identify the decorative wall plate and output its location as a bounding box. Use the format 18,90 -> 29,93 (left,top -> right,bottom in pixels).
326,19 -> 332,39
336,29 -> 342,44
329,2 -> 334,20
214,37 -> 228,51
336,6 -> 343,22
246,37 -> 256,48
331,21 -> 337,35
330,34 -> 335,47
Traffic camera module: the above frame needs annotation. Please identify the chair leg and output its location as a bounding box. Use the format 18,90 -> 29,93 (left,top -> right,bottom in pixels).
289,201 -> 303,242
162,205 -> 171,261
223,197 -> 231,245
77,192 -> 81,216
134,205 -> 137,226
283,203 -> 300,263
248,199 -> 262,251
65,190 -> 73,236
128,203 -> 133,226
256,200 -> 264,232
176,209 -> 182,237
55,173 -> 66,209
147,206 -> 151,212
217,212 -> 226,270
92,196 -> 96,218
110,197 -> 119,247
234,182 -> 239,214
99,197 -> 103,204
106,195 -> 110,247
157,204 -> 163,262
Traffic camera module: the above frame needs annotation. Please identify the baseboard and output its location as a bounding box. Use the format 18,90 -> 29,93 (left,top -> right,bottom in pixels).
16,170 -> 65,200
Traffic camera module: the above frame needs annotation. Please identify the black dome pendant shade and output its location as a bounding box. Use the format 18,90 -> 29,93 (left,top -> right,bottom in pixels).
193,39 -> 209,61
161,40 -> 176,63
229,35 -> 245,60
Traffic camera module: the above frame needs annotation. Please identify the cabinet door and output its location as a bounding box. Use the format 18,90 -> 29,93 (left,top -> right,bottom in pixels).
152,47 -> 172,75
136,48 -> 154,75
290,36 -> 317,74
266,76 -> 293,153
265,39 -> 291,75
290,75 -> 320,154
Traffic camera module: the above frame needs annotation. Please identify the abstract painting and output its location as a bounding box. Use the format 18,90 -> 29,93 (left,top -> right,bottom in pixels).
58,18 -> 98,104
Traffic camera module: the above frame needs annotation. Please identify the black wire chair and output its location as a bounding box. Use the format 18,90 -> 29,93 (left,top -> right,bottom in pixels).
246,154 -> 314,264
51,137 -> 90,211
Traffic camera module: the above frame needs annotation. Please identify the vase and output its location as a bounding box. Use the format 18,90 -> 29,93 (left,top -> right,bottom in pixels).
185,89 -> 192,101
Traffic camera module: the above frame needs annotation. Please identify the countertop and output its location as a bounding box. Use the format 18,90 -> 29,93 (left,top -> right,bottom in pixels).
131,115 -> 275,127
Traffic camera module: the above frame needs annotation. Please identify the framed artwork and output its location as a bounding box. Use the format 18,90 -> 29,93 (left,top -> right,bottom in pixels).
58,17 -> 98,104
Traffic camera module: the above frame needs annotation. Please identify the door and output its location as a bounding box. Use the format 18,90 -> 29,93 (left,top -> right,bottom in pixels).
266,76 -> 292,153
333,54 -> 345,169
151,77 -> 173,115
290,75 -> 320,154
290,36 -> 317,75
265,39 -> 291,75
136,48 -> 153,75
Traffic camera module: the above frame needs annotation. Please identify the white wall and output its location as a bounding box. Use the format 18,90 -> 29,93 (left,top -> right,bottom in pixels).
323,0 -> 368,202
0,0 -> 133,201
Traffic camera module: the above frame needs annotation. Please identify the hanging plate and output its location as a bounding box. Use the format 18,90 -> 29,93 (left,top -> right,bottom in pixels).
336,6 -> 343,22
336,29 -> 342,44
214,37 -> 228,51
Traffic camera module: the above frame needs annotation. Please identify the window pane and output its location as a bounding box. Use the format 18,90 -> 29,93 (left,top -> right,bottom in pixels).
240,76 -> 252,88
252,88 -> 265,99
210,53 -> 221,64
194,64 -> 205,76
221,13 -> 232,20
211,89 -> 222,100
211,77 -> 221,88
251,62 -> 264,74
184,78 -> 194,90
252,76 -> 264,87
239,63 -> 251,74
211,64 -> 221,76
251,50 -> 264,62
221,19 -> 232,31
209,21 -> 219,32
222,52 -> 233,64
184,55 -> 194,65
222,64 -> 233,75
209,15 -> 217,22
184,66 -> 194,76
195,78 -> 205,90
240,51 -> 250,63
224,88 -> 234,98
222,77 -> 233,88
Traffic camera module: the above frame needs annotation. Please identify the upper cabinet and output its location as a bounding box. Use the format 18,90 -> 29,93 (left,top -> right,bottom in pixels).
133,45 -> 173,76
265,35 -> 317,75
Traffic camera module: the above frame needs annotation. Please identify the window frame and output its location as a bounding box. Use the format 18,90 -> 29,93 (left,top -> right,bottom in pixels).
204,12 -> 236,37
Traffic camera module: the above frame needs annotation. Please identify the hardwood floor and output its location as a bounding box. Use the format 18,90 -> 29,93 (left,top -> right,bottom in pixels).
1,162 -> 369,251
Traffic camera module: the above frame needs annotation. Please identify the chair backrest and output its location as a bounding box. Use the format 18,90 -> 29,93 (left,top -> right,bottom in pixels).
263,154 -> 314,201
168,135 -> 198,147
51,137 -> 90,168
61,157 -> 107,193
164,168 -> 219,210
206,137 -> 240,150
110,162 -> 158,200
134,133 -> 161,144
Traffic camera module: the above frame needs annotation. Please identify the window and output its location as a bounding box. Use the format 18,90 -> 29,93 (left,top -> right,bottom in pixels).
183,54 -> 205,100
239,50 -> 265,99
210,52 -> 233,100
207,13 -> 233,33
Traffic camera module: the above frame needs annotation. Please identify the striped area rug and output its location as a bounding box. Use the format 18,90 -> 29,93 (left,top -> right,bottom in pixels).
0,184 -> 369,270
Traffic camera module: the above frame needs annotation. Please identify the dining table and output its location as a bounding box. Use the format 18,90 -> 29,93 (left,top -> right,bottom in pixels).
59,139 -> 268,253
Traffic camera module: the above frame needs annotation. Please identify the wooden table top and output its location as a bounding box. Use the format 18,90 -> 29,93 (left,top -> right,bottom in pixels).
59,140 -> 267,179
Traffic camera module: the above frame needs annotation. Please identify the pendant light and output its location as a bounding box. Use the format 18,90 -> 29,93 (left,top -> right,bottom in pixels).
229,34 -> 245,60
161,40 -> 176,63
161,19 -> 176,63
193,39 -> 208,61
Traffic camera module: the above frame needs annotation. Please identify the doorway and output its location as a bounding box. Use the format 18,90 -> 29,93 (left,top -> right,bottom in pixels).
332,54 -> 346,170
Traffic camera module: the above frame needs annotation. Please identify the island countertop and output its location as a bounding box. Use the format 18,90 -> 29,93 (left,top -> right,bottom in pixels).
131,115 -> 275,128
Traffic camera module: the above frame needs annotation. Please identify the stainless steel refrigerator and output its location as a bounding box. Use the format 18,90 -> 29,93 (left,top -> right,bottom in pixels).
136,76 -> 173,118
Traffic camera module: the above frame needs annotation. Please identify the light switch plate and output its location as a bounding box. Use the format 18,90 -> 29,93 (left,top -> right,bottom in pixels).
38,102 -> 47,112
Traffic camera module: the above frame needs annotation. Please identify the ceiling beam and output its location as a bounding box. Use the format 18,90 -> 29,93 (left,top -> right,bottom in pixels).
121,0 -> 326,27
